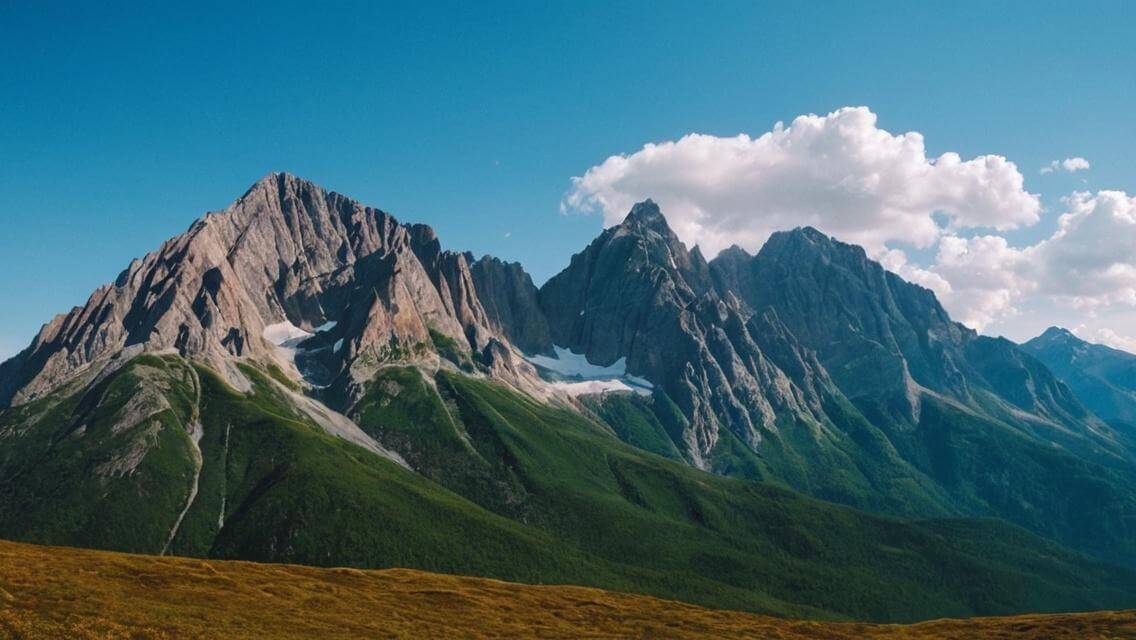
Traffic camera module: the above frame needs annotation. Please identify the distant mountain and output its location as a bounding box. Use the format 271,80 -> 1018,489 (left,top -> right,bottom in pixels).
3,177 -> 1136,621
1023,327 -> 1136,429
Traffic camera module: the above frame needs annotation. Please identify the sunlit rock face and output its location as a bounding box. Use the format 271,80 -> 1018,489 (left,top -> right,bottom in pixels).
0,173 -> 502,407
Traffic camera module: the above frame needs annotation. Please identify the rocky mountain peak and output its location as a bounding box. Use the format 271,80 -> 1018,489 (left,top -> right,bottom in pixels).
620,199 -> 667,228
536,200 -> 839,468
1036,326 -> 1079,343
759,226 -> 863,265
716,244 -> 751,261
0,173 -> 510,408
468,254 -> 553,356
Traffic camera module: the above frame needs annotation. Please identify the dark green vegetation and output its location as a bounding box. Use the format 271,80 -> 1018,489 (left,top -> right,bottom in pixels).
0,356 -> 200,553
349,365 -> 1136,621
429,327 -> 486,373
3,355 -> 1136,622
579,392 -> 684,460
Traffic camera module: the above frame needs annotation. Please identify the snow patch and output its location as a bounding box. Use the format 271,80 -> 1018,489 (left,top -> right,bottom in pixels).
333,339 -> 345,353
526,346 -> 628,378
551,379 -> 646,396
526,345 -> 653,397
264,321 -> 313,364
314,320 -> 337,333
263,322 -> 313,347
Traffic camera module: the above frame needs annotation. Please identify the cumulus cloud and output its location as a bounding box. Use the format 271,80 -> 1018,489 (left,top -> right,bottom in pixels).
1031,191 -> 1136,306
1073,326 -> 1136,354
562,107 -> 1134,337
564,106 -> 1040,257
901,191 -> 1136,331
1040,157 -> 1091,175
924,235 -> 1034,329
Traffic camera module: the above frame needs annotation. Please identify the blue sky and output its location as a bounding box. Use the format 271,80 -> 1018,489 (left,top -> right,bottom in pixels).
2,1 -> 1135,359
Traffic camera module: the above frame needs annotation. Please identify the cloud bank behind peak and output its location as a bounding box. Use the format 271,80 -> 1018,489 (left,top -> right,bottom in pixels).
564,106 -> 1040,258
563,107 -> 1135,350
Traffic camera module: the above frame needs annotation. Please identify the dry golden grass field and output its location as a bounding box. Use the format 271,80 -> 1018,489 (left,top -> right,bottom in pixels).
0,539 -> 1133,639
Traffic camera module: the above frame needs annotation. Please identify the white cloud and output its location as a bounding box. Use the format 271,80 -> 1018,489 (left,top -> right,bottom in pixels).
928,235 -> 1033,330
1031,191 -> 1136,306
1040,157 -> 1091,174
1074,326 -> 1136,354
564,106 -> 1040,257
909,191 -> 1136,331
562,108 -> 1134,339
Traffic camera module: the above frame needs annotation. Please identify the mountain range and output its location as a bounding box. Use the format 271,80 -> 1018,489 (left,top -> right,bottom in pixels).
1,173 -> 1135,622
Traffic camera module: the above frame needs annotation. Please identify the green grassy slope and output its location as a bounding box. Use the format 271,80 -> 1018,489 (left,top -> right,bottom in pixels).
2,356 -> 1136,622
579,392 -> 684,460
352,366 -> 1136,621
588,376 -> 1136,569
0,356 -> 200,553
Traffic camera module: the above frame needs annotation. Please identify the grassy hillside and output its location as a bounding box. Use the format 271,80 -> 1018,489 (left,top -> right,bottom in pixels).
0,356 -> 201,553
2,356 -> 1136,623
352,367 -> 1136,621
1,539 -> 1134,640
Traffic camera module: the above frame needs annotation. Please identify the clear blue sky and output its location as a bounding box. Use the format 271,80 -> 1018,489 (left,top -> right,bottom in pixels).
2,1 -> 1134,359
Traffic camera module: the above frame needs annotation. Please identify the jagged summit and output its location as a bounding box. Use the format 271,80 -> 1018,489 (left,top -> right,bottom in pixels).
1023,325 -> 1136,426
0,173 -> 510,408
621,198 -> 666,227
759,225 -> 861,260
1037,326 -> 1078,341
779,225 -> 829,240
717,244 -> 751,259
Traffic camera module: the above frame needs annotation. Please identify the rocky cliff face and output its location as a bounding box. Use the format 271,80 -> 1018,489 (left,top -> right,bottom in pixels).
536,201 -> 829,467
721,226 -> 1124,461
0,173 -> 507,408
513,201 -> 1130,473
468,255 -> 553,356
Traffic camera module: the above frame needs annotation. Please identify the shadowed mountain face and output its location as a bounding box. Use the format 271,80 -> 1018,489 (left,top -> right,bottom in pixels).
531,202 -> 1136,565
538,201 -> 815,465
1023,327 -> 1136,430
3,181 -> 1136,616
725,228 -> 1099,434
468,254 -> 553,356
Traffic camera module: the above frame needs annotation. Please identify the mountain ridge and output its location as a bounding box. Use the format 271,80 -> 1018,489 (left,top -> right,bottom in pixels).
2,174 -> 1136,615
0,172 -> 541,411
